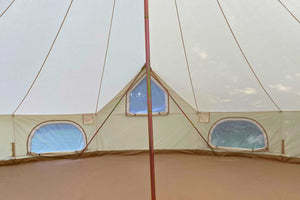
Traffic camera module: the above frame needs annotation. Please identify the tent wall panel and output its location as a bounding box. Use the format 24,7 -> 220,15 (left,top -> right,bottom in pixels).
0,116 -> 13,160
95,99 -> 200,151
0,111 -> 300,162
282,112 -> 300,157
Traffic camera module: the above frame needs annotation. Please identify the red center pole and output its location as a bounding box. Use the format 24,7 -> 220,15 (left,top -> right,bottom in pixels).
144,0 -> 156,199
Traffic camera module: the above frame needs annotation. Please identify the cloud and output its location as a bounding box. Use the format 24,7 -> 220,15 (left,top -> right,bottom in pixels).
234,88 -> 257,95
285,74 -> 293,80
253,100 -> 265,108
192,47 -> 208,59
269,84 -> 291,92
220,99 -> 232,103
199,52 -> 208,59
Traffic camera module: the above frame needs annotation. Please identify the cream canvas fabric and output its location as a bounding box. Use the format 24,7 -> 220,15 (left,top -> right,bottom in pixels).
0,0 -> 299,162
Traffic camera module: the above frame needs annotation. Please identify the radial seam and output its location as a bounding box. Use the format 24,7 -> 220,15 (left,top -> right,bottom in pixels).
276,0 -> 299,23
174,0 -> 199,111
95,0 -> 117,113
216,0 -> 282,111
0,0 -> 15,18
12,0 -> 74,114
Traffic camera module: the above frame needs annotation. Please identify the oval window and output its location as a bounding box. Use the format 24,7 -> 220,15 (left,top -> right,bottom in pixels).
28,121 -> 86,154
209,118 -> 267,150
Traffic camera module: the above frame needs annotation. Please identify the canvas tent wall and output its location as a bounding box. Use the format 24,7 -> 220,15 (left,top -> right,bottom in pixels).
1,69 -> 300,163
0,0 -> 300,163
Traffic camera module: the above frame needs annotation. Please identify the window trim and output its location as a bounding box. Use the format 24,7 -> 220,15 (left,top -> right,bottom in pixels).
126,74 -> 169,116
27,120 -> 87,155
208,117 -> 268,152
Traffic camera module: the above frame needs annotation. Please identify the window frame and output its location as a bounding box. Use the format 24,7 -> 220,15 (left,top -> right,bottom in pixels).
208,117 -> 268,151
126,74 -> 169,116
27,120 -> 87,155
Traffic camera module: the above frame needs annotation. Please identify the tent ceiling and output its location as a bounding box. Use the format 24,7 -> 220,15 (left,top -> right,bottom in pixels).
279,0 -> 300,21
0,0 -> 299,115
0,0 -> 144,115
150,0 -> 300,112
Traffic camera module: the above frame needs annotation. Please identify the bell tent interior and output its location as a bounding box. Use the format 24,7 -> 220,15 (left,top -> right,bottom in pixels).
0,0 -> 300,199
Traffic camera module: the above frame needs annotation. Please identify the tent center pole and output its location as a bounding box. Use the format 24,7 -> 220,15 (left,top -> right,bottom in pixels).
144,0 -> 157,199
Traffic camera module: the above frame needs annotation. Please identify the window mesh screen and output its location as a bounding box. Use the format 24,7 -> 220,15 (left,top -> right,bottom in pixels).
129,77 -> 167,114
210,119 -> 266,149
31,123 -> 85,153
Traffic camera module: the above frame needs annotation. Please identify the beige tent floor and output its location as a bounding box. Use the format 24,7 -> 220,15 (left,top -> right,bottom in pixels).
0,153 -> 300,200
